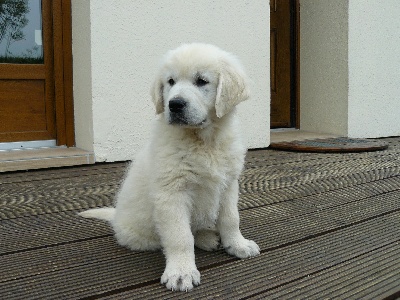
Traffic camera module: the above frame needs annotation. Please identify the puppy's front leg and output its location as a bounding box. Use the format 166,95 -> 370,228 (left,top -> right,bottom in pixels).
218,180 -> 260,258
154,191 -> 200,292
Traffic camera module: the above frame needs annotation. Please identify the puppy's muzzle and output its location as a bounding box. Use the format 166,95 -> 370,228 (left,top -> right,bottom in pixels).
169,98 -> 187,113
168,97 -> 189,125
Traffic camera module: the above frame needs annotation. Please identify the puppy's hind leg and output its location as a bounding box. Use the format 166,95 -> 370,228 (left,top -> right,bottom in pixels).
112,209 -> 162,252
194,229 -> 220,251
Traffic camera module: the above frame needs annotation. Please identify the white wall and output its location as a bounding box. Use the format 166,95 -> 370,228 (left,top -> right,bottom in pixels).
300,0 -> 349,136
348,0 -> 400,138
71,1 -> 94,151
300,0 -> 400,138
71,0 -> 270,162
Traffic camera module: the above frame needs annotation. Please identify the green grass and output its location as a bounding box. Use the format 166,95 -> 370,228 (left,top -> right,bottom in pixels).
0,55 -> 43,64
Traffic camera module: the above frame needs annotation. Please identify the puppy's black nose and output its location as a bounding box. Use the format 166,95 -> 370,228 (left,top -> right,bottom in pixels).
169,98 -> 186,113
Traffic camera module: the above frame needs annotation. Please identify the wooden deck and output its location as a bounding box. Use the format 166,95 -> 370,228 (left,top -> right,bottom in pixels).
1,137 -> 400,299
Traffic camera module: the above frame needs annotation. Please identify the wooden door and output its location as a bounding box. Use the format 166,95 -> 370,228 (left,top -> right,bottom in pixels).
0,0 -> 55,142
270,0 -> 294,128
0,0 -> 74,146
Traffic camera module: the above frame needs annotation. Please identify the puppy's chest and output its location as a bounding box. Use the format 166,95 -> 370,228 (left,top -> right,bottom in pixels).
183,147 -> 241,185
155,138 -> 244,192
187,149 -> 236,229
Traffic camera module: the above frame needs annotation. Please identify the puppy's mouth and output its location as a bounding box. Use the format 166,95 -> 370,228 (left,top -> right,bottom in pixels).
169,113 -> 207,128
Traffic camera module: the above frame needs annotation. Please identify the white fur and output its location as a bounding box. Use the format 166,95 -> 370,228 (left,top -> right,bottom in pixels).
79,43 -> 260,292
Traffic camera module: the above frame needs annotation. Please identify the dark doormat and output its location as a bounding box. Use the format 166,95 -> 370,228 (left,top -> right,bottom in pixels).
269,137 -> 389,153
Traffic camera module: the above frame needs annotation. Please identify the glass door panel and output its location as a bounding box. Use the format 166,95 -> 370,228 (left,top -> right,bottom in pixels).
0,0 -> 44,64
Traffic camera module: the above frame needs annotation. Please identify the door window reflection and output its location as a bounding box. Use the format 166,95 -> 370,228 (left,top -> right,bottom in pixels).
0,0 -> 43,64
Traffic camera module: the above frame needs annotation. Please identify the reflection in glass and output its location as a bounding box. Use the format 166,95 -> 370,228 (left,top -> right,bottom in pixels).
0,0 -> 43,64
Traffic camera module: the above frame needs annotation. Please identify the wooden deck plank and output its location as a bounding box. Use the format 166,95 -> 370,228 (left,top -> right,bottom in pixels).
0,161 -> 127,184
97,212 -> 400,299
250,242 -> 400,299
2,161 -> 400,220
239,165 -> 400,208
1,213 -> 113,254
3,175 -> 399,254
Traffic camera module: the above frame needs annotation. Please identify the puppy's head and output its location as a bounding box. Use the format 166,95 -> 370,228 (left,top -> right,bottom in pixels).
151,43 -> 250,128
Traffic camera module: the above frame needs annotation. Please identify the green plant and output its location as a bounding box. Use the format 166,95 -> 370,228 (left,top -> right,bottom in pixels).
0,54 -> 43,63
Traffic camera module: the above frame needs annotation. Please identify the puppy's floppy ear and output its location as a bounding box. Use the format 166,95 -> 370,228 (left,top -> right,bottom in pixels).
215,58 -> 250,118
150,75 -> 164,115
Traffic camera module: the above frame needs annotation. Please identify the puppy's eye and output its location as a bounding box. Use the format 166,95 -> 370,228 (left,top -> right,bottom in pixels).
195,77 -> 209,87
168,78 -> 175,86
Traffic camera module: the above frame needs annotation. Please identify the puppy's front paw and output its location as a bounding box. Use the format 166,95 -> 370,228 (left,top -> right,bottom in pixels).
224,237 -> 260,259
161,264 -> 201,292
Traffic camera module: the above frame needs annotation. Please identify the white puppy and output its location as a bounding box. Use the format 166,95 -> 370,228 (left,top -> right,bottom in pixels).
79,43 -> 260,292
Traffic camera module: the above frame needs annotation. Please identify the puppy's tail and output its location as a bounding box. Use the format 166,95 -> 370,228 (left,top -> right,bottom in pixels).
78,207 -> 115,222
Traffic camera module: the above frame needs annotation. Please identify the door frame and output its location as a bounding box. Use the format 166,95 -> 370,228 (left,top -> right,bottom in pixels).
287,0 -> 300,128
293,0 -> 300,128
53,0 -> 74,146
